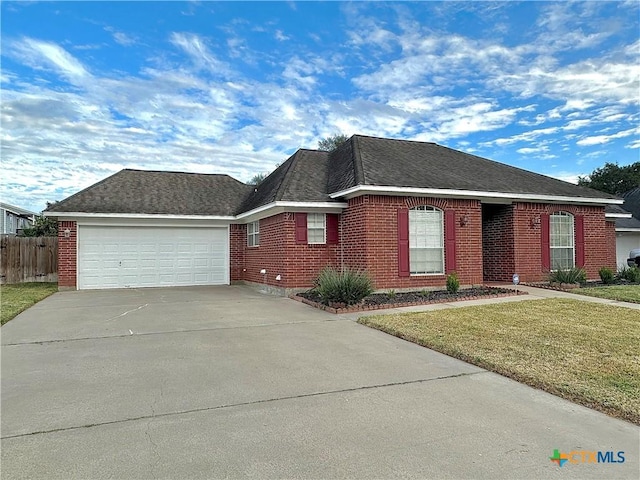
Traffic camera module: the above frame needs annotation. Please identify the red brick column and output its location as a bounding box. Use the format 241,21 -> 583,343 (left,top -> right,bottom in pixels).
58,221 -> 77,289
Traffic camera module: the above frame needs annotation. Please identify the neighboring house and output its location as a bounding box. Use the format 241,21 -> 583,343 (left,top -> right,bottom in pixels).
45,135 -> 621,291
1,202 -> 37,235
609,187 -> 640,268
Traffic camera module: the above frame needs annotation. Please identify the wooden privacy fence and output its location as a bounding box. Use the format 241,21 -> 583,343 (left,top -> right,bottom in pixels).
0,236 -> 58,284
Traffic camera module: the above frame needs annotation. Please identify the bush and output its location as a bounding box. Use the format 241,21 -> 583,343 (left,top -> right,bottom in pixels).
446,272 -> 460,294
314,267 -> 373,306
549,267 -> 587,285
598,267 -> 615,285
617,266 -> 640,284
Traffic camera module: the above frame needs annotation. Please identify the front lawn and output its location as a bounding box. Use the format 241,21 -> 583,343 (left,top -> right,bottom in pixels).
0,283 -> 58,325
572,285 -> 640,304
358,298 -> 640,424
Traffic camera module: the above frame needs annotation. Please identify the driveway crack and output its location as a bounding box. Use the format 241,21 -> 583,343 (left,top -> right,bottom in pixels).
1,370 -> 486,440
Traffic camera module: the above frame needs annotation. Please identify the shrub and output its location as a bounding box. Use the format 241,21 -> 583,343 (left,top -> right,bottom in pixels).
314,267 -> 373,306
616,266 -> 640,284
549,267 -> 587,285
446,272 -> 460,294
386,289 -> 397,299
598,267 -> 615,285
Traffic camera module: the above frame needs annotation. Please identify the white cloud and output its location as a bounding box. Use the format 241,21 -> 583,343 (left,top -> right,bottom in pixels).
10,37 -> 90,82
576,127 -> 639,146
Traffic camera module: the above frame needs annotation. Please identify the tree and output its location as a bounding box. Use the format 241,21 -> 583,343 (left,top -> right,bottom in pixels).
20,201 -> 59,237
21,215 -> 58,237
317,133 -> 349,152
249,172 -> 267,184
577,162 -> 640,195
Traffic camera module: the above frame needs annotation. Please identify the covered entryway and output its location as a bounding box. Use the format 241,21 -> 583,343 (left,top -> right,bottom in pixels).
77,225 -> 229,289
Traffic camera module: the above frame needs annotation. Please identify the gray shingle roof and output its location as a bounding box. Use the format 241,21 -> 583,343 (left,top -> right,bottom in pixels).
47,169 -> 252,216
337,135 -> 619,200
239,149 -> 334,212
47,135 -> 620,218
622,186 -> 640,219
616,217 -> 640,230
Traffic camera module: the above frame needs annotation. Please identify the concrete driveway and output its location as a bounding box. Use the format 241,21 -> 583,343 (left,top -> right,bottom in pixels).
1,286 -> 638,479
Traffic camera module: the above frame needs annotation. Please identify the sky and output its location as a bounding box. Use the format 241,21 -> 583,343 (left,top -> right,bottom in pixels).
2,1 -> 639,213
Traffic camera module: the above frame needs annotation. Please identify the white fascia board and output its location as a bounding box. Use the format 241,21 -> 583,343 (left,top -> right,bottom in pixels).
616,228 -> 640,232
605,213 -> 632,218
235,201 -> 348,223
44,202 -> 348,225
43,212 -> 234,221
329,185 -> 624,206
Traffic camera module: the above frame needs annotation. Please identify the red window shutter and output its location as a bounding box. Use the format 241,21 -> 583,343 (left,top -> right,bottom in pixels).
575,215 -> 585,267
327,214 -> 339,244
295,213 -> 307,244
541,213 -> 550,271
445,210 -> 457,274
397,208 -> 410,277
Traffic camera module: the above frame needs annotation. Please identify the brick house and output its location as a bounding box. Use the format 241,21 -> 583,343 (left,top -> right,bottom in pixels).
45,135 -> 621,291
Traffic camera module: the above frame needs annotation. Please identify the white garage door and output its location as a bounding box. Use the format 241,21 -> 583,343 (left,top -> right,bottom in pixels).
78,226 -> 229,289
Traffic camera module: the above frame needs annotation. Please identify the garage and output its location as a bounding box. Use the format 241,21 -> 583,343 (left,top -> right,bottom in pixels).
78,225 -> 229,289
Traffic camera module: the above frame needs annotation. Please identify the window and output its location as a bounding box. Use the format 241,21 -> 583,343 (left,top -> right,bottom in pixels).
247,221 -> 260,247
409,206 -> 444,274
550,212 -> 574,270
307,213 -> 326,244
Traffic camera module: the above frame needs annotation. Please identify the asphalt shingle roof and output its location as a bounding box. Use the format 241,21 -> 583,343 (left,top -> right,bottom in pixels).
622,186 -> 640,219
47,169 -> 252,216
47,135 -> 620,217
238,149 -> 332,213
340,135 -> 619,200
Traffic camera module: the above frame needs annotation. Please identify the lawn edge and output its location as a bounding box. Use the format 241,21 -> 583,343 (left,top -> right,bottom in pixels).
0,283 -> 58,326
357,313 -> 640,426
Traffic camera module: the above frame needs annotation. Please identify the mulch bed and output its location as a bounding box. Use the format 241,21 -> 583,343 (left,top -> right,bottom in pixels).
293,286 -> 527,314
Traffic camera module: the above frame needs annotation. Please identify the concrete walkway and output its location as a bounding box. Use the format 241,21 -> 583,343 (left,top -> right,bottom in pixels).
1,285 -> 638,479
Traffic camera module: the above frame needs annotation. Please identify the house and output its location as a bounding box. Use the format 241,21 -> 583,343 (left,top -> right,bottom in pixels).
45,135 -> 621,291
610,187 -> 640,268
1,202 -> 37,235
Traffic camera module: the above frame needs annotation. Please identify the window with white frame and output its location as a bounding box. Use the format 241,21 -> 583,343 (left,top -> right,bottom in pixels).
550,212 -> 575,270
307,213 -> 326,244
247,221 -> 260,247
409,206 -> 444,274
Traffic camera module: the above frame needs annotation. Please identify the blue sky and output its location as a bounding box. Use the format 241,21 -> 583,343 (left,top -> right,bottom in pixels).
2,1 -> 639,213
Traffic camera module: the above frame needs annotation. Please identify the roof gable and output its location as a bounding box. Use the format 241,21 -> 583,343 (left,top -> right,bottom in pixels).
239,149 -> 333,213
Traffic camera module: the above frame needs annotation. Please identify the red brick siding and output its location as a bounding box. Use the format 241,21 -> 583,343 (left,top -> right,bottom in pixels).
232,213 -> 339,288
512,203 -> 613,282
229,224 -> 245,282
58,221 -> 77,288
482,204 -> 515,282
340,195 -> 483,289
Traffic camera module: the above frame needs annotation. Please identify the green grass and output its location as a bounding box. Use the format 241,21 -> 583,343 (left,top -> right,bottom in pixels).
0,283 -> 58,325
573,285 -> 640,304
358,299 -> 640,424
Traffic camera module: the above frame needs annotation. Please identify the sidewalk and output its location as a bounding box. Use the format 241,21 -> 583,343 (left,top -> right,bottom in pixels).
342,284 -> 640,320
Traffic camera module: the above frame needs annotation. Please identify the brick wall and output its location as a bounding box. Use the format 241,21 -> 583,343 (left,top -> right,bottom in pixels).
512,203 -> 613,282
482,204 -> 515,282
229,224 -> 245,282
57,221 -> 77,288
231,213 -> 339,288
341,195 -> 484,289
